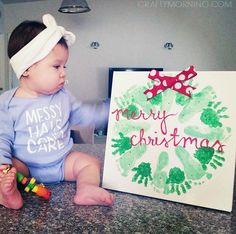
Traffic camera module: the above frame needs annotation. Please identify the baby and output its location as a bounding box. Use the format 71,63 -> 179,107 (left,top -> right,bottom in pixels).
0,14 -> 114,209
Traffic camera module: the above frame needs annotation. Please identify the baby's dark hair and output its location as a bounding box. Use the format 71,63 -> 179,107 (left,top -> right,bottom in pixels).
8,20 -> 68,59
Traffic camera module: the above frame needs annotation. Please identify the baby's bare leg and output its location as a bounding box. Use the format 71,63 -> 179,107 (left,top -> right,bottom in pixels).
64,151 -> 114,206
0,165 -> 23,209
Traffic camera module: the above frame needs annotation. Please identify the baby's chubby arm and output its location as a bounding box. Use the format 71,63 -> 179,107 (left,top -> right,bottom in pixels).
68,91 -> 110,129
76,101 -> 110,128
0,108 -> 14,166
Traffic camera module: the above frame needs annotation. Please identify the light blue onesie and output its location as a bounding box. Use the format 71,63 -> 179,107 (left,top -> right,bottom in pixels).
0,88 -> 108,183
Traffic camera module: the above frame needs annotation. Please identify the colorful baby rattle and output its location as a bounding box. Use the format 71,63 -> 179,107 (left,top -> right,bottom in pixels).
3,165 -> 51,200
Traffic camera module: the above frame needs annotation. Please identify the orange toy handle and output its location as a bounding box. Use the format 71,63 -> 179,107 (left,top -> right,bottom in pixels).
32,184 -> 51,200
16,171 -> 51,200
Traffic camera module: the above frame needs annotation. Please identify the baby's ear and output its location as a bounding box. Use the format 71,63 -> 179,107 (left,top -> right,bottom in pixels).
22,70 -> 29,78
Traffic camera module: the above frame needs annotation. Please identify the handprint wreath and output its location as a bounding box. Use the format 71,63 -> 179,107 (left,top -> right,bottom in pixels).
110,70 -> 231,196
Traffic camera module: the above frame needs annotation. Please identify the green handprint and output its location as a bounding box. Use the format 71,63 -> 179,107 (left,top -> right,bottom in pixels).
184,125 -> 231,142
112,132 -> 132,155
113,119 -> 150,136
194,147 -> 225,170
175,92 -> 190,106
175,146 -> 210,180
166,167 -> 191,195
178,86 -> 216,123
123,103 -> 139,119
118,145 -> 147,176
114,86 -> 143,119
152,151 -> 169,193
200,101 -> 229,128
132,162 -> 153,187
115,85 -> 161,118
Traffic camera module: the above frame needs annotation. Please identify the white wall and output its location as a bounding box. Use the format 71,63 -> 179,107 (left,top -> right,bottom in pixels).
0,1 -> 3,33
3,0 -> 236,101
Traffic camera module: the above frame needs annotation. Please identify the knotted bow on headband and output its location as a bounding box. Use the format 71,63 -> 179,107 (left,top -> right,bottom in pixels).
144,66 -> 197,100
10,14 -> 76,79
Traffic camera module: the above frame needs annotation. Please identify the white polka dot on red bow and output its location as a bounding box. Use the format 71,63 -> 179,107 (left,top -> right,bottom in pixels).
150,70 -> 157,77
174,82 -> 182,89
178,74 -> 186,80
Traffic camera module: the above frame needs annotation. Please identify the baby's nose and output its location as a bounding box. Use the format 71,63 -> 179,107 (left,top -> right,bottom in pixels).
60,68 -> 66,78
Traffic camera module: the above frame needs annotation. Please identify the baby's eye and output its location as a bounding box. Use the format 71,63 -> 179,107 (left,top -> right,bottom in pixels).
53,65 -> 60,69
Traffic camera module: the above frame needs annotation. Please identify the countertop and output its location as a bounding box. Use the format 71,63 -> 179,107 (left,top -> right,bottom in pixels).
0,144 -> 235,234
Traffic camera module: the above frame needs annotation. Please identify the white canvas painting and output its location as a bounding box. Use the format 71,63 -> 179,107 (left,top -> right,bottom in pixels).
102,69 -> 236,212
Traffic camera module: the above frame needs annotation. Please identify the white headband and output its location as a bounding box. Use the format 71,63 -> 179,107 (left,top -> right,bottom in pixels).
10,14 -> 76,79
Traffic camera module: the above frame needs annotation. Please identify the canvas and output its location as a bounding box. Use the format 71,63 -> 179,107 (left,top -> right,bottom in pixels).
102,68 -> 236,212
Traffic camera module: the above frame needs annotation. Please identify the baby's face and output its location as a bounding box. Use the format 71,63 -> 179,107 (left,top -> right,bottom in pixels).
25,44 -> 69,96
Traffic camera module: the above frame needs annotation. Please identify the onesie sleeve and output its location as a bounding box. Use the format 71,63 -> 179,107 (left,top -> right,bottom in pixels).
66,90 -> 109,128
0,105 -> 14,165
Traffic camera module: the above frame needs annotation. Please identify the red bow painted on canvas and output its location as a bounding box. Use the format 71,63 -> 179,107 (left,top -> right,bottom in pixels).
144,66 -> 197,100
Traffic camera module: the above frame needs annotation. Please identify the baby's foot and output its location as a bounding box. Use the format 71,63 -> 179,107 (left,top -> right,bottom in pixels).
74,184 -> 114,206
0,166 -> 23,209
